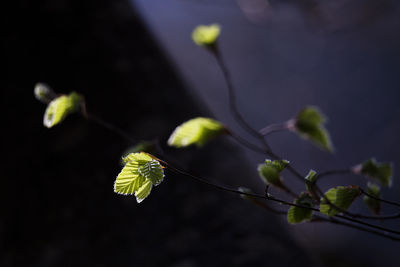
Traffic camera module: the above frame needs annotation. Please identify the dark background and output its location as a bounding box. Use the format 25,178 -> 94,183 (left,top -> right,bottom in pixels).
3,0 -> 400,266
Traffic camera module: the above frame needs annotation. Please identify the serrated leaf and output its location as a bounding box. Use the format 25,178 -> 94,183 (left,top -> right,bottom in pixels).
138,160 -> 165,186
167,117 -> 225,148
192,24 -> 221,47
122,151 -> 153,164
120,142 -> 157,166
114,152 -> 165,203
43,91 -> 83,128
265,159 -> 290,172
258,159 -> 289,188
360,158 -> 393,187
135,179 -> 153,203
287,193 -> 314,224
320,186 -> 361,217
294,106 -> 333,152
363,183 -> 381,215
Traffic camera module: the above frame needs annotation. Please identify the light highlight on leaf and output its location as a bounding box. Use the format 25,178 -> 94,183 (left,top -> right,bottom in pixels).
258,159 -> 289,189
34,83 -> 55,103
287,193 -> 314,224
294,106 -> 333,152
363,183 -> 381,215
43,92 -> 83,128
114,152 -> 165,203
192,24 -> 221,47
320,186 -> 361,217
359,158 -> 393,187
167,117 -> 225,148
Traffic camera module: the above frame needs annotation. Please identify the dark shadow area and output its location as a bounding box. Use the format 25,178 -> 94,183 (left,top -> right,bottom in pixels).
2,0 -> 317,266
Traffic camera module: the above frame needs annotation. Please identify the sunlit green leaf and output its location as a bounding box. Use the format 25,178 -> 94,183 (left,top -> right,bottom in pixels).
363,183 -> 381,215
258,159 -> 289,189
167,117 -> 225,148
43,91 -> 83,128
287,193 -> 314,224
359,158 -> 393,187
192,24 -> 221,47
120,141 -> 157,166
135,179 -> 153,203
114,152 -> 165,203
320,186 -> 361,217
294,106 -> 333,152
139,160 -> 164,186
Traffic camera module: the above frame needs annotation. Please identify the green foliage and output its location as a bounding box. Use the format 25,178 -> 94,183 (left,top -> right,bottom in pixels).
258,159 -> 289,189
363,183 -> 381,214
43,92 -> 83,128
287,193 -> 314,224
360,158 -> 393,187
320,186 -> 361,217
305,170 -> 319,200
192,24 -> 221,47
167,117 -> 225,148
115,152 -> 165,203
120,141 -> 157,165
294,106 -> 333,152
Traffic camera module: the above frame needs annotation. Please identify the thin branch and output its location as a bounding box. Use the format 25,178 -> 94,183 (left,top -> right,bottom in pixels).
74,98 -> 400,240
361,188 -> 400,208
86,113 -> 138,144
166,163 -> 400,238
316,169 -> 352,181
315,216 -> 400,241
259,121 -> 292,136
213,49 -> 272,152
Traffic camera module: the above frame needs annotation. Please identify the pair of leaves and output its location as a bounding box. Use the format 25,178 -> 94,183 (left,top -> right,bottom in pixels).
320,186 -> 361,217
42,91 -> 83,128
358,158 -> 393,187
192,24 -> 221,47
114,152 -> 165,203
293,106 -> 333,152
168,117 -> 225,148
258,159 -> 289,189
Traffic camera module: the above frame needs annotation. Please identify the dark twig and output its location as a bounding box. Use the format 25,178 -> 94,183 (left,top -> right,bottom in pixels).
213,49 -> 272,152
361,188 -> 400,208
259,121 -> 292,136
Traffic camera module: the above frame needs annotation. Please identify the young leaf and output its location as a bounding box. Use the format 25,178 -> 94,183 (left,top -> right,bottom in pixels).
120,141 -> 157,166
138,160 -> 165,186
43,91 -> 83,128
258,160 -> 289,189
363,183 -> 381,215
167,117 -> 225,148
293,106 -> 333,152
320,186 -> 361,217
114,152 -> 165,203
358,158 -> 393,187
192,24 -> 221,47
287,193 -> 314,224
305,170 -> 319,200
